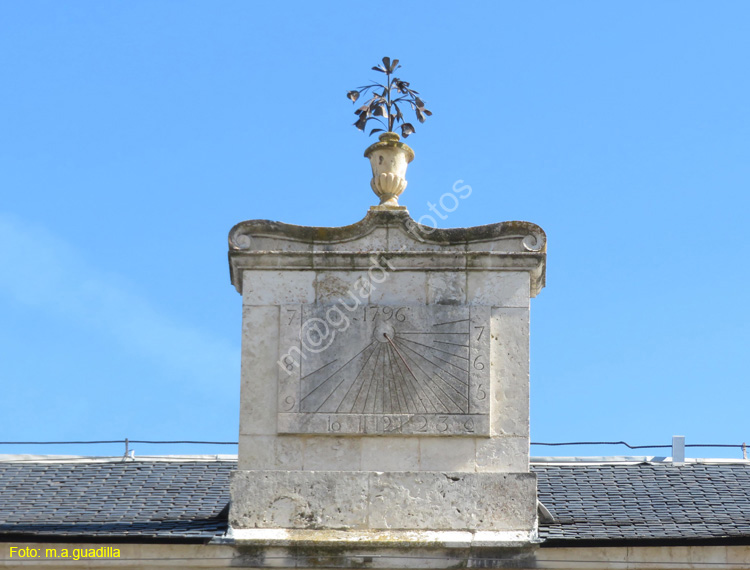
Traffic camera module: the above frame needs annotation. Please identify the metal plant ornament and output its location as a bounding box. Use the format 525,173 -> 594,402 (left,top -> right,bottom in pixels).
347,57 -> 432,138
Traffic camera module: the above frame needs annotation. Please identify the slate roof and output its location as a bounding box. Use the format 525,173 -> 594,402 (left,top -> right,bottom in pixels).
0,460 -> 233,541
535,463 -> 750,544
1,459 -> 750,544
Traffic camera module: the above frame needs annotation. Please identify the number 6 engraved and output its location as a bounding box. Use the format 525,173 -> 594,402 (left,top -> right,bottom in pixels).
475,383 -> 487,401
473,355 -> 485,370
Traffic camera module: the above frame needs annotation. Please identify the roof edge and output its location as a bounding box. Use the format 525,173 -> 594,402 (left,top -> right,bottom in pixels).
0,454 -> 238,464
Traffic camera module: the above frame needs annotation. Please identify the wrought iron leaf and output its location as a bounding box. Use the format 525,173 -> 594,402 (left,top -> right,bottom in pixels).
371,65 -> 386,73
373,105 -> 387,117
347,90 -> 360,102
415,97 -> 425,108
391,59 -> 399,71
424,109 -> 432,116
394,80 -> 410,94
416,108 -> 425,123
382,56 -> 391,71
370,128 -> 384,136
354,113 -> 368,131
400,123 -> 415,137
393,102 -> 403,122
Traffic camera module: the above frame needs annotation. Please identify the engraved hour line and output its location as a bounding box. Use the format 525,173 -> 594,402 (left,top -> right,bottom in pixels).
389,341 -> 438,414
362,344 -> 384,414
434,340 -> 470,348
359,345 -> 379,414
300,358 -> 338,380
398,331 -> 469,335
387,341 -> 415,414
384,349 -> 397,413
384,346 -> 404,414
394,336 -> 470,380
394,347 -> 453,413
391,345 -> 414,413
389,344 -> 428,413
355,344 -> 384,414
432,318 -> 471,327
313,341 -> 379,413
393,339 -> 469,401
335,342 -> 382,413
301,340 -> 377,403
380,344 -> 390,414
380,346 -> 387,414
392,350 -> 442,414
393,345 -> 415,413
374,345 -> 388,413
395,343 -> 466,414
393,340 -> 466,413
397,336 -> 470,362
383,346 -> 403,414
430,352 -> 471,374
386,334 -> 448,413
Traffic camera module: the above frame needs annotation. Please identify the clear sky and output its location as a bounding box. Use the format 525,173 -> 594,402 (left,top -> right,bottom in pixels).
1,2 -> 748,459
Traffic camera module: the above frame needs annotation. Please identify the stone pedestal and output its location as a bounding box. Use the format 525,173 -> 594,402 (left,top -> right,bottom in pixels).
225,209 -> 546,567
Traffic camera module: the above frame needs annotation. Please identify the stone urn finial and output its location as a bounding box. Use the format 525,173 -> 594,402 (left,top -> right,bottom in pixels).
347,57 -> 432,210
364,132 -> 414,208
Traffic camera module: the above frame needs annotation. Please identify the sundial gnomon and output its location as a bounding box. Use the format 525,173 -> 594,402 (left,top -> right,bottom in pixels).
278,305 -> 490,436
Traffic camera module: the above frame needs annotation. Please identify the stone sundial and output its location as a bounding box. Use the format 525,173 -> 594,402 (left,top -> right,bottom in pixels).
279,304 -> 491,435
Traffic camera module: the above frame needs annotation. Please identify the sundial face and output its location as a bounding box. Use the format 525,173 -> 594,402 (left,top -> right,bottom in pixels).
277,304 -> 490,436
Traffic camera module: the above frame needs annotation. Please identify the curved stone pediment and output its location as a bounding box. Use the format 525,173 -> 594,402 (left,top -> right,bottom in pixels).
228,210 -> 546,296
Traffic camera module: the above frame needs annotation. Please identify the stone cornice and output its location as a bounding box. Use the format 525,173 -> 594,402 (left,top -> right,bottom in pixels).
228,210 -> 546,296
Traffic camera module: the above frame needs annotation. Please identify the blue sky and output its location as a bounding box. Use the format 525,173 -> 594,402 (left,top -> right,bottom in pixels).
1,2 -> 748,458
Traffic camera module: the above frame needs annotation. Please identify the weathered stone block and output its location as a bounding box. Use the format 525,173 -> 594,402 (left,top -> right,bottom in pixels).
230,470 -> 537,532
419,437 -> 475,471
239,306 -> 279,436
366,472 -> 537,531
361,437 -> 419,471
369,270 -> 427,304
467,271 -> 530,308
315,271 -> 371,305
304,436 -> 362,471
238,435 -> 304,471
427,271 -> 466,305
230,471 -> 369,529
243,270 -> 316,305
475,436 -> 528,473
489,308 -> 529,438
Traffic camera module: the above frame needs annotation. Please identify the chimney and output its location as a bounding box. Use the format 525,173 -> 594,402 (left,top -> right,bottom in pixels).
672,435 -> 686,464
